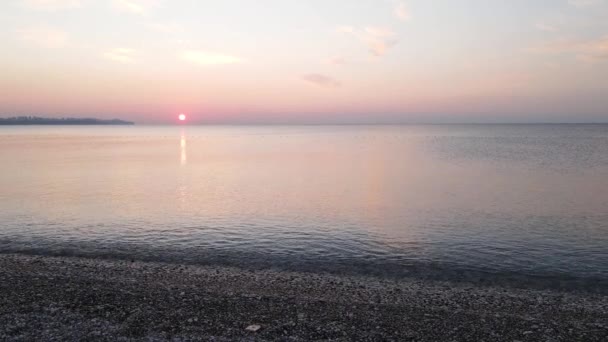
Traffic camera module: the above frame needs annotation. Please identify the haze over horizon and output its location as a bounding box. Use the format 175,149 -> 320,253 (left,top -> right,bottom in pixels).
1,0 -> 608,124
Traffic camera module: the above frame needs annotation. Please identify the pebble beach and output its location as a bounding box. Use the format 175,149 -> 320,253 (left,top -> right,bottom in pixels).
1,254 -> 606,341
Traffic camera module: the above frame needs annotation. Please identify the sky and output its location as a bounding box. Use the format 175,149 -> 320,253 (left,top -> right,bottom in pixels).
0,0 -> 607,124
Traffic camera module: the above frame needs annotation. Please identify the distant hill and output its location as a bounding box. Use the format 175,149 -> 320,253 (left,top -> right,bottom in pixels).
0,116 -> 134,125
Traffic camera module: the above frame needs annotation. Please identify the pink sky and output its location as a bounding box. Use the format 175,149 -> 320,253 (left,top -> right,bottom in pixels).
1,0 -> 607,123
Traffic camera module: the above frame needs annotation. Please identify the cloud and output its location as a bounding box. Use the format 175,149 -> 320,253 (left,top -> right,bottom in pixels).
302,74 -> 341,88
533,36 -> 608,62
536,23 -> 558,32
327,56 -> 346,65
16,26 -> 68,48
21,0 -> 81,11
568,0 -> 604,7
146,23 -> 182,34
180,50 -> 243,66
337,26 -> 398,57
394,2 -> 410,22
112,0 -> 158,15
577,37 -> 608,61
104,48 -> 135,63
361,27 -> 398,56
336,26 -> 355,34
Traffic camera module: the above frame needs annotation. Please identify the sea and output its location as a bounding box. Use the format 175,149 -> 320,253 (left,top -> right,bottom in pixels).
1,124 -> 607,291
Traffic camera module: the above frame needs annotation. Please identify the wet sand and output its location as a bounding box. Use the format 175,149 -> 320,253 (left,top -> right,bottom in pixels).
0,254 -> 606,341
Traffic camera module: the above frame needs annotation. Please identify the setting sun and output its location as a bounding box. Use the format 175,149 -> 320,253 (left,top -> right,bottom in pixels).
178,114 -> 186,121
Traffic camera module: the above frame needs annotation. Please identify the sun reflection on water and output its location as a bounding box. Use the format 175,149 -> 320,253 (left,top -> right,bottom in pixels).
180,130 -> 187,166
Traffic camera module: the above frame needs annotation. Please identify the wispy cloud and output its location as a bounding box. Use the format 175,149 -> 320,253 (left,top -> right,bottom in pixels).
21,0 -> 81,11
104,48 -> 135,63
180,50 -> 243,66
336,26 -> 355,34
362,27 -> 398,56
112,0 -> 150,15
568,0 -> 604,7
536,23 -> 558,32
146,23 -> 183,34
302,74 -> 341,88
327,56 -> 346,65
394,2 -> 410,22
337,26 -> 398,57
575,37 -> 608,61
533,36 -> 608,62
16,26 -> 68,48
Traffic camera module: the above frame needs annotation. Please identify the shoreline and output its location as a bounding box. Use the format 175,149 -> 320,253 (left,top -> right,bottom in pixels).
2,248 -> 606,295
1,254 -> 606,341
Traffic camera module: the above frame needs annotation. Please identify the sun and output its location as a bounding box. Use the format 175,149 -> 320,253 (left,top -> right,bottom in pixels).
178,114 -> 186,121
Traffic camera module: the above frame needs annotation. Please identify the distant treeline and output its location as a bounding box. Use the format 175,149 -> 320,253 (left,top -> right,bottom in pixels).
0,116 -> 134,125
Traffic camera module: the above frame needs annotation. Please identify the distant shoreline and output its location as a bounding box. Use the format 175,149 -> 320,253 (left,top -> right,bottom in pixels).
0,117 -> 134,125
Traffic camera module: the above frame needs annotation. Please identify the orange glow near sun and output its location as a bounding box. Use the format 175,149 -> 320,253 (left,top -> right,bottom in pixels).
178,114 -> 186,121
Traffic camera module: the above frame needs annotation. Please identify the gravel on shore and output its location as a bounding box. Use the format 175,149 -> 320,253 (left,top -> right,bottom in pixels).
0,254 -> 606,341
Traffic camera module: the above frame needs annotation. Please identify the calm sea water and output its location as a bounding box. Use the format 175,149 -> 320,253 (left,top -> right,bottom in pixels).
1,125 -> 607,289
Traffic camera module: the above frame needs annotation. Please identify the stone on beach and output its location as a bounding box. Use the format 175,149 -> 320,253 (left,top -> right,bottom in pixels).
246,324 -> 261,332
